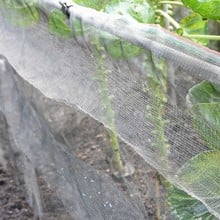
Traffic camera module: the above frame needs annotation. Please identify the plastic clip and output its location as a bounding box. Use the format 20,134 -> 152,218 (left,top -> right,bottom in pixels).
59,2 -> 73,18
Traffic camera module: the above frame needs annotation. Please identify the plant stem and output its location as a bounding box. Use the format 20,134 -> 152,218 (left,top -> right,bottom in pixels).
108,129 -> 124,172
156,9 -> 180,29
159,1 -> 183,6
183,34 -> 220,40
92,38 -> 124,174
156,177 -> 161,220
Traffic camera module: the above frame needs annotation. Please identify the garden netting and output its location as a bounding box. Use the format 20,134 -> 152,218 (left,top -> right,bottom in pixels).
0,0 -> 220,219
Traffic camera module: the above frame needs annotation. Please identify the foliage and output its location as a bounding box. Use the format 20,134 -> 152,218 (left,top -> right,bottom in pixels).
91,38 -> 124,175
48,10 -> 72,38
187,81 -> 220,150
101,0 -> 154,59
99,33 -> 143,59
178,81 -> 220,219
143,54 -> 169,158
105,0 -> 154,23
175,151 -> 220,220
182,0 -> 220,20
179,13 -> 208,45
168,184 -> 216,219
74,0 -> 112,10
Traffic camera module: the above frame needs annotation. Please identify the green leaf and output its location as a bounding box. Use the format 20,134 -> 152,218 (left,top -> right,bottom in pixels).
180,13 -> 209,45
74,0 -> 112,10
100,33 -> 143,59
105,0 -> 155,23
187,81 -> 220,105
48,10 -> 72,38
0,0 -> 39,27
177,151 -> 220,218
182,0 -> 220,20
168,184 -> 216,219
102,0 -> 154,59
129,1 -> 155,23
187,81 -> 220,150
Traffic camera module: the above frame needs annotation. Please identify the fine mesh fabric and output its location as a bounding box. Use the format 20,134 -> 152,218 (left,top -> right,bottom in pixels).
1,0 -> 220,219
0,56 -> 149,219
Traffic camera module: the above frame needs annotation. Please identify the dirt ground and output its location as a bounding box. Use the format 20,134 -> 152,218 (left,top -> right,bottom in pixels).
0,159 -> 33,220
0,114 -> 34,220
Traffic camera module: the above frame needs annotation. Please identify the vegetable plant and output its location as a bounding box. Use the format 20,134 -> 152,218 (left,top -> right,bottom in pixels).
91,37 -> 125,176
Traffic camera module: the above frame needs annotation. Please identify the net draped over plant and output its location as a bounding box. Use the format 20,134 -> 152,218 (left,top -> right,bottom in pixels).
0,0 -> 220,219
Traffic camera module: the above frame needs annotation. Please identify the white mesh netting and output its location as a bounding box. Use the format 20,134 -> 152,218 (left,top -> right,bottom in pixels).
0,0 -> 220,219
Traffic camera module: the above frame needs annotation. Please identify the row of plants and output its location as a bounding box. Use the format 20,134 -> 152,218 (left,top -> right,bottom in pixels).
1,0 -> 220,219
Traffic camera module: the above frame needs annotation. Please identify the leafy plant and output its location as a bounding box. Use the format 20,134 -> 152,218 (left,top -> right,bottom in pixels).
101,0 -> 154,59
91,38 -> 125,175
174,151 -> 220,220
182,0 -> 220,20
184,81 -> 220,201
175,80 -> 220,219
179,13 -> 209,45
168,184 -> 216,219
48,9 -> 72,38
74,0 -> 111,10
105,0 -> 154,23
187,81 -> 220,150
149,1 -> 220,219
99,33 -> 143,59
143,54 -> 169,158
